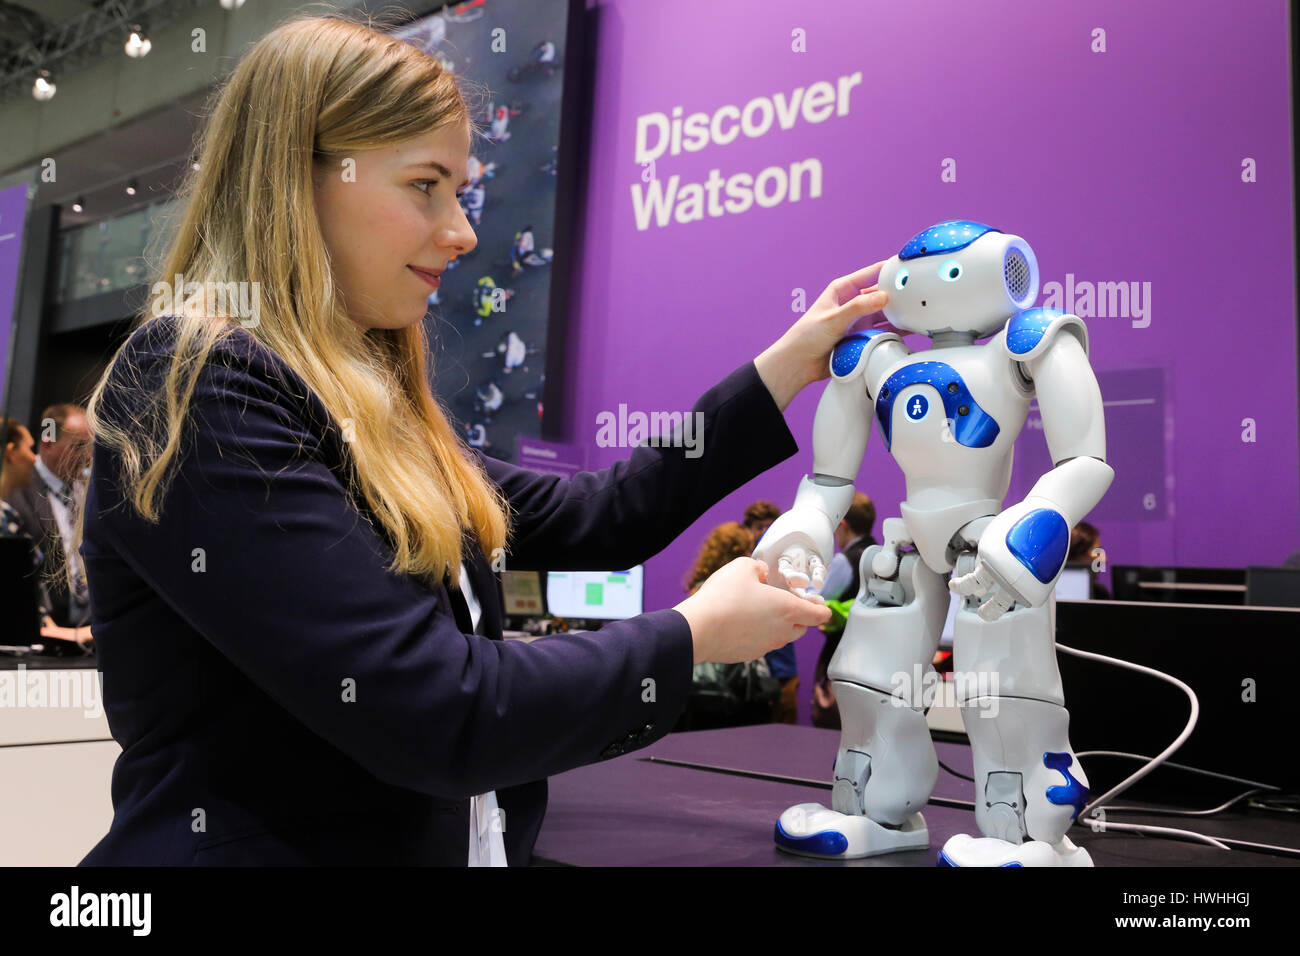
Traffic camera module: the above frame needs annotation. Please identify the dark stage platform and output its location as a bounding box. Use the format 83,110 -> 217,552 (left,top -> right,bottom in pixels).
534,723 -> 1300,867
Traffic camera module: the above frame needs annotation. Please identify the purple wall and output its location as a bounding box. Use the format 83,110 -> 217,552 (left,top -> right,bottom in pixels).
561,0 -> 1298,724
0,182 -> 32,410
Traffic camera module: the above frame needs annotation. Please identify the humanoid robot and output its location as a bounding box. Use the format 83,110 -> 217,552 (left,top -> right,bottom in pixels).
753,220 -> 1113,867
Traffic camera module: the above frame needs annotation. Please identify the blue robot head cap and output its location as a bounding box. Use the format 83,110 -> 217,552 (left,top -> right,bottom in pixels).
899,220 -> 1002,261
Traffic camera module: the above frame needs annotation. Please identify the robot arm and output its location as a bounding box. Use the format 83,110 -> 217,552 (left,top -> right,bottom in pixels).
952,312 -> 1114,619
1022,330 -> 1113,520
1034,325 -> 1106,466
754,330 -> 910,596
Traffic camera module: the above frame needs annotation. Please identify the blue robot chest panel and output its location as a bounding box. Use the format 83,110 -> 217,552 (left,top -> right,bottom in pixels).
875,361 -> 1000,451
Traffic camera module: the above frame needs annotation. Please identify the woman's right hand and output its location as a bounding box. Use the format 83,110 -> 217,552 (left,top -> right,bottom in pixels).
674,557 -> 832,665
40,619 -> 94,644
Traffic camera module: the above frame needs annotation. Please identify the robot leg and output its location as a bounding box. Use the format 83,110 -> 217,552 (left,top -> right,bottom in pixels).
940,581 -> 1093,867
775,545 -> 948,859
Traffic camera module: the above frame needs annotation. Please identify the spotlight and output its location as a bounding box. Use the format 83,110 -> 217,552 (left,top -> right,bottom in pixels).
125,26 -> 151,58
32,70 -> 56,101
125,179 -> 138,196
71,196 -> 84,213
219,0 -> 248,10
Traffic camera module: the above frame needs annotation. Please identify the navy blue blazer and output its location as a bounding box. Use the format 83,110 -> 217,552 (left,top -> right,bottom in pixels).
77,316 -> 799,865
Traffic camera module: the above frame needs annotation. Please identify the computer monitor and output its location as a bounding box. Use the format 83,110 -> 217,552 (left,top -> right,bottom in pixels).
1111,565 -> 1246,605
545,567 -> 643,621
1245,566 -> 1300,608
1055,566 -> 1092,601
939,568 -> 1093,647
501,569 -> 546,617
0,536 -> 42,645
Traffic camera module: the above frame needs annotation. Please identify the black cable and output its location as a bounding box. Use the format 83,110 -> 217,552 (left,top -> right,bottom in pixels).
937,758 -> 974,782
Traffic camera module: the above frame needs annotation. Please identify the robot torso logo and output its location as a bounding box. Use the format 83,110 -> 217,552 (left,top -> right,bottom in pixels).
905,393 -> 929,421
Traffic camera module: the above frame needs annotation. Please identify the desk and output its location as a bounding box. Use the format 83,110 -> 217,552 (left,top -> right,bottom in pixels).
6,658 -> 1296,867
0,656 -> 118,866
533,724 -> 1300,867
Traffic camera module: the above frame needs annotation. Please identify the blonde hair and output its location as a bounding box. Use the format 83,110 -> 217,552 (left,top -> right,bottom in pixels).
70,10 -> 511,594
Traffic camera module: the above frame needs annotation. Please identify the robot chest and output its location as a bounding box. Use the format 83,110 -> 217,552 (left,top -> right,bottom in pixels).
874,360 -> 1003,452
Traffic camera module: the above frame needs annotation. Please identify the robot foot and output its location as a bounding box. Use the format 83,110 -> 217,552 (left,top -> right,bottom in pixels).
774,803 -> 928,859
938,833 -> 1093,867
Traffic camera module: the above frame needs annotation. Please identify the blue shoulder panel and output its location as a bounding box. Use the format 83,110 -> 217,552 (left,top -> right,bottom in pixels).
1005,307 -> 1065,355
1043,751 -> 1089,822
831,329 -> 886,378
899,220 -> 1001,261
1004,507 -> 1069,583
874,361 -> 1000,450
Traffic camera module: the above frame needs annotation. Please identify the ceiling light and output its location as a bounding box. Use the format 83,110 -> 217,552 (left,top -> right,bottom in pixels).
125,26 -> 151,58
32,70 -> 56,101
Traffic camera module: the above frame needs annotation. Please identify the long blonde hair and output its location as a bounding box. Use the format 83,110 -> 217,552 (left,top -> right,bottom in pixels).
71,11 -> 511,593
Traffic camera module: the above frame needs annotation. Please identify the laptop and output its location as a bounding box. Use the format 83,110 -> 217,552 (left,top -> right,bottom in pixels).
0,536 -> 43,647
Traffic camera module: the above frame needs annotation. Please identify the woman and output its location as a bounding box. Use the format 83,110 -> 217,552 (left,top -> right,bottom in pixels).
684,523 -> 757,597
679,523 -> 781,731
69,13 -> 889,865
0,418 -> 92,645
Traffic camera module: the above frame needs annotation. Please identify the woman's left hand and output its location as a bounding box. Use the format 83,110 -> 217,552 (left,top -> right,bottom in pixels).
753,261 -> 890,411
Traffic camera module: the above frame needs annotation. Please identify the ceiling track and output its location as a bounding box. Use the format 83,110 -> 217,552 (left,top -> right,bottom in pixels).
0,0 -> 210,104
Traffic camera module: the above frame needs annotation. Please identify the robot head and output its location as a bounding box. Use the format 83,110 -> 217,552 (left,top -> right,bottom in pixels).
877,220 -> 1038,338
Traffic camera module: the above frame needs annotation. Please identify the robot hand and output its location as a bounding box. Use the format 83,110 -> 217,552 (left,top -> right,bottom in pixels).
949,500 -> 1065,621
752,509 -> 832,604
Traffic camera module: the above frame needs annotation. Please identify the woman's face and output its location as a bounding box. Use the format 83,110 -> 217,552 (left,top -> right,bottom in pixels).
312,122 -> 478,330
3,424 -> 37,489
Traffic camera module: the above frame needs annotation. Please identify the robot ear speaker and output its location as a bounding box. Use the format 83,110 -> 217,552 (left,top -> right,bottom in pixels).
1002,247 -> 1033,303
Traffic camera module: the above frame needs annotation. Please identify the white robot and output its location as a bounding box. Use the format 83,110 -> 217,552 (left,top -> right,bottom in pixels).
754,220 -> 1113,867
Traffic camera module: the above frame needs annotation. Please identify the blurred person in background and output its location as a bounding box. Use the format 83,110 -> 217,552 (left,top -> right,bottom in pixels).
6,404 -> 93,629
1066,520 -> 1110,599
812,491 -> 876,729
1,418 -> 92,644
680,522 -> 783,729
742,500 -> 779,542
742,501 -> 798,722
685,523 -> 759,596
818,491 -> 876,603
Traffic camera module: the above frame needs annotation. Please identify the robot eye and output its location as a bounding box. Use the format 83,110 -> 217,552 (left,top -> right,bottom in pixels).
939,260 -> 963,282
894,268 -> 909,290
